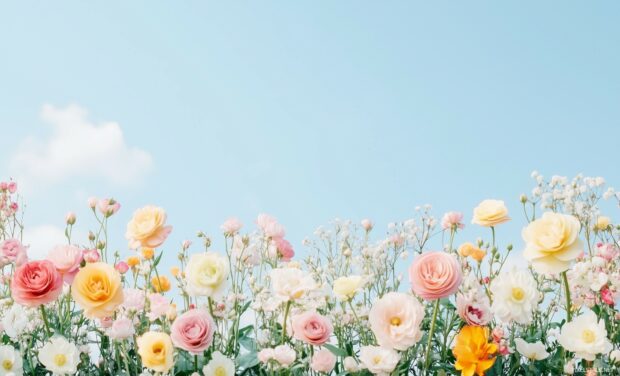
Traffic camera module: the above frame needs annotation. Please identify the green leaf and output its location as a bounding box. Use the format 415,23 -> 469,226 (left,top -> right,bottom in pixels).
236,351 -> 259,370
323,344 -> 348,357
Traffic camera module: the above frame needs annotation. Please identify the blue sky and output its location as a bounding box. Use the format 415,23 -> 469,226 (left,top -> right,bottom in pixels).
0,2 -> 619,265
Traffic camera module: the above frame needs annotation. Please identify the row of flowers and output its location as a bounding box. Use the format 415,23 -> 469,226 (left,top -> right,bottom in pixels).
0,172 -> 618,375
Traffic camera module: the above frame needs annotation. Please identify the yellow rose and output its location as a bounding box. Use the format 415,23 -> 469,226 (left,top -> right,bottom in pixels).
137,331 -> 174,373
151,275 -> 171,293
472,199 -> 510,227
595,216 -> 611,231
523,212 -> 583,274
71,262 -> 123,318
333,275 -> 364,300
186,252 -> 229,297
126,206 -> 173,249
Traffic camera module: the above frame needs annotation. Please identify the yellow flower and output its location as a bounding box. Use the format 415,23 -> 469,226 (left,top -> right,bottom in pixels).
151,275 -> 171,293
469,248 -> 486,263
458,243 -> 486,262
186,252 -> 229,297
71,262 -> 123,319
453,326 -> 497,376
522,212 -> 582,274
127,256 -> 140,267
333,275 -> 364,300
141,248 -> 155,260
137,331 -> 174,373
126,206 -> 172,249
472,200 -> 510,227
595,216 -> 611,231
170,266 -> 180,277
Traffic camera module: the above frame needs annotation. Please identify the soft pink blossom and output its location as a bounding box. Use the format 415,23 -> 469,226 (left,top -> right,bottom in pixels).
115,262 -> 129,274
47,244 -> 83,283
258,348 -> 275,364
65,212 -> 76,225
456,293 -> 492,326
108,317 -> 135,339
441,211 -> 465,230
273,238 -> 294,261
11,260 -> 63,307
170,309 -> 215,354
291,311 -> 332,345
98,198 -> 120,217
0,239 -> 28,266
220,217 -> 243,236
182,240 -> 192,250
310,349 -> 336,373
122,288 -> 146,312
83,249 -> 100,263
492,327 -> 504,343
409,251 -> 462,300
273,344 -> 296,366
147,293 -> 170,321
257,214 -> 285,239
99,316 -> 113,328
361,219 -> 373,231
87,197 -> 98,209
0,182 -> 7,191
601,286 -> 615,306
7,182 -> 17,194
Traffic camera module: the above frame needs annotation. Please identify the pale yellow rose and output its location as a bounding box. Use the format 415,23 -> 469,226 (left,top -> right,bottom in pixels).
595,216 -> 611,231
186,252 -> 229,297
126,206 -> 173,249
333,275 -> 364,300
137,331 -> 174,373
72,262 -> 124,318
472,199 -> 510,227
522,212 -> 583,274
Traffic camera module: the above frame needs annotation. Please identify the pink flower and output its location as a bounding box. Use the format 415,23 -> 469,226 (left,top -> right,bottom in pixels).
182,240 -> 192,250
441,212 -> 465,230
361,219 -> 373,231
87,197 -> 98,209
310,349 -> 336,373
291,311 -> 333,345
273,344 -> 296,366
601,286 -> 615,306
456,293 -> 491,326
99,316 -> 113,328
7,182 -> 17,194
170,309 -> 215,354
273,238 -> 294,261
597,243 -> 618,262
115,262 -> 129,274
108,317 -> 135,340
11,260 -> 63,307
46,245 -> 83,283
83,249 -> 100,263
147,293 -> 170,321
0,182 -> 7,191
0,239 -> 28,266
98,198 -> 120,217
492,327 -> 504,343
257,214 -> 285,239
409,251 -> 462,300
122,288 -> 146,312
220,217 -> 243,236
258,348 -> 275,364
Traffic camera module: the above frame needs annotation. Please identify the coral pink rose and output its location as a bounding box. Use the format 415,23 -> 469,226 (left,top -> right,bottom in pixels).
291,311 -> 333,345
274,238 -> 294,261
0,239 -> 28,266
310,349 -> 337,373
11,260 -> 63,307
46,244 -> 83,283
409,251 -> 462,300
170,309 -> 215,354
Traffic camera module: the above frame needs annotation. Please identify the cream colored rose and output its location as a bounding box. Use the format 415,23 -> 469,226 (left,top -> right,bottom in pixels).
270,268 -> 316,301
472,199 -> 510,227
522,212 -> 583,274
333,275 -> 364,300
595,216 -> 611,231
368,292 -> 424,350
186,252 -> 229,297
126,206 -> 172,249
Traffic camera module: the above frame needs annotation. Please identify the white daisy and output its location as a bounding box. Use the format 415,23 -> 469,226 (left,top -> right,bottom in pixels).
38,337 -> 80,375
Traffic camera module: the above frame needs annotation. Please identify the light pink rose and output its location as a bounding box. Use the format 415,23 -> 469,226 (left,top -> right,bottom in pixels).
258,348 -> 275,364
147,293 -> 170,321
441,211 -> 465,230
47,244 -> 83,283
273,238 -> 294,261
291,311 -> 333,345
115,261 -> 129,274
122,288 -> 146,312
273,344 -> 296,366
11,260 -> 63,307
409,251 -> 462,300
220,217 -> 243,236
456,293 -> 492,326
83,249 -> 100,263
311,349 -> 336,373
170,309 -> 215,354
108,317 -> 135,340
7,182 -> 17,194
0,239 -> 28,266
98,198 -> 121,217
257,214 -> 285,239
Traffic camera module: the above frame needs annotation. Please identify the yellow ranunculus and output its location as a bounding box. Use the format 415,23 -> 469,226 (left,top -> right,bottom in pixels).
472,200 -> 510,227
137,331 -> 174,373
185,252 -> 229,297
71,262 -> 123,318
333,275 -> 364,300
453,326 -> 497,376
125,206 -> 172,249
127,256 -> 140,267
522,212 -> 583,274
151,275 -> 171,293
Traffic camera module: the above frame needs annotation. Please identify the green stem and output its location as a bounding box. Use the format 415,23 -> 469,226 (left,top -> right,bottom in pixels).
39,305 -> 51,336
281,300 -> 292,344
562,271 -> 572,322
423,299 -> 440,374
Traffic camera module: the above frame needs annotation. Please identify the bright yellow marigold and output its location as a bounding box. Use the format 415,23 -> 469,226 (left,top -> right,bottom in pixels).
151,275 -> 171,293
453,326 -> 497,376
71,262 -> 123,319
137,331 -> 174,373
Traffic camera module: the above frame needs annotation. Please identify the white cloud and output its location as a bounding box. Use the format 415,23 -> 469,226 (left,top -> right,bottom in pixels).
22,224 -> 67,260
9,104 -> 152,190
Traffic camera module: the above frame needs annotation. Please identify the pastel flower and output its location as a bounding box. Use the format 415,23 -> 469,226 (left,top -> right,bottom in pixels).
170,309 -> 215,354
290,311 -> 333,345
368,292 -> 424,350
523,212 -> 583,274
257,214 -> 286,239
38,337 -> 80,375
186,252 -> 229,297
359,346 -> 400,376
82,249 -> 100,263
273,238 -> 294,261
2,304 -> 29,340
125,205 -> 173,249
151,275 -> 171,293
557,311 -> 612,361
203,351 -> 235,376
0,344 -> 22,376
97,198 -> 121,217
514,338 -> 549,360
333,275 -> 364,300
489,268 -> 538,325
122,288 -> 146,312
71,262 -> 123,319
453,326 -> 497,376
409,252 -> 462,300
46,245 -> 83,283
0,239 -> 28,267
11,260 -> 63,307
310,349 -> 336,373
273,345 -> 296,367
361,219 -> 374,231
108,317 -> 135,340
258,348 -> 274,364
472,199 -> 510,227
147,293 -> 170,321
456,292 -> 492,326
137,332 -> 174,373
270,268 -> 316,301
441,211 -> 465,230
220,217 -> 243,236
343,356 -> 360,372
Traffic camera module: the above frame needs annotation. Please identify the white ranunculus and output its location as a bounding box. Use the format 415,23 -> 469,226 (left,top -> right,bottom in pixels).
368,292 -> 424,350
38,336 -> 80,375
514,338 -> 549,360
557,311 -> 612,361
269,268 -> 316,301
359,346 -> 400,376
203,351 -> 235,376
1,304 -> 29,340
489,268 -> 539,325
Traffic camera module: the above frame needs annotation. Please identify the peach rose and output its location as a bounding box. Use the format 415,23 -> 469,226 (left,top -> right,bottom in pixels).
72,262 -> 124,318
170,309 -> 215,354
125,205 -> 173,249
409,252 -> 462,300
46,244 -> 83,283
11,260 -> 63,307
368,292 -> 425,350
291,311 -> 333,345
310,349 -> 336,373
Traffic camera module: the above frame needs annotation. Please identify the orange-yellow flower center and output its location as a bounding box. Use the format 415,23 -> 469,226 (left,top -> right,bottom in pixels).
390,317 -> 402,326
54,354 -> 67,367
2,360 -> 12,370
582,329 -> 595,343
372,355 -> 382,364
215,366 -> 227,376
511,287 -> 525,301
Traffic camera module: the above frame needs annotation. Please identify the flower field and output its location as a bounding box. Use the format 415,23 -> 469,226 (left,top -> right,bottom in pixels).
0,172 -> 619,375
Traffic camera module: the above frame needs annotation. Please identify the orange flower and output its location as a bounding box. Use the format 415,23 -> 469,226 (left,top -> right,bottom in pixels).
170,266 -> 180,278
453,326 -> 497,376
127,256 -> 140,267
142,248 -> 155,260
152,275 -> 171,293
458,243 -> 486,262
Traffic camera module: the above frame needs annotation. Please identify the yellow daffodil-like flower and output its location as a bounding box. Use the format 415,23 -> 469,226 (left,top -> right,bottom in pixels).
453,326 -> 497,376
151,275 -> 171,293
137,331 -> 174,373
522,212 -> 583,274
472,200 -> 510,227
71,262 -> 123,319
126,205 -> 173,249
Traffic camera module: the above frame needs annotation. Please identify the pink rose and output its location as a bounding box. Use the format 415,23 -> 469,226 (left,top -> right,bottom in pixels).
441,211 -> 465,230
291,311 -> 333,345
115,261 -> 129,274
0,239 -> 28,266
46,244 -> 83,283
98,198 -> 121,217
257,214 -> 285,239
273,238 -> 294,261
310,349 -> 336,373
601,286 -> 615,306
456,293 -> 491,326
258,348 -> 275,364
220,217 -> 243,236
108,317 -> 135,340
170,309 -> 215,354
273,344 -> 296,366
409,251 -> 462,300
11,260 -> 63,307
